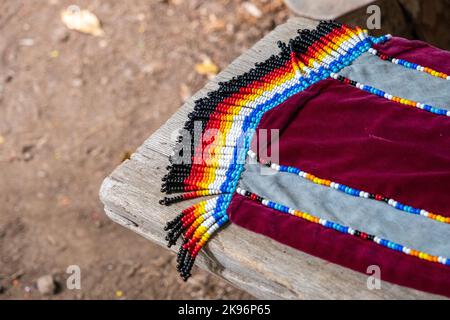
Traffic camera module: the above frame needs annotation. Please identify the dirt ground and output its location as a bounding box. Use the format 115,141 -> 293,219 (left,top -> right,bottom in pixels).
0,0 -> 291,299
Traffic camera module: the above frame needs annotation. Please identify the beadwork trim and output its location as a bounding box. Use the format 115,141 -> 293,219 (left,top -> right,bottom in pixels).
236,187 -> 450,267
367,45 -> 450,80
247,150 -> 450,224
330,73 -> 450,117
162,20 -> 377,280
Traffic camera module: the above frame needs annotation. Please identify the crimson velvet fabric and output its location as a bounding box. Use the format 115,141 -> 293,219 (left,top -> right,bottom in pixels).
229,38 -> 450,296
228,194 -> 450,297
253,86 -> 450,217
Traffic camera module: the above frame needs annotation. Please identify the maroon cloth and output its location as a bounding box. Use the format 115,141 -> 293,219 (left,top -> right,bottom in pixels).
254,79 -> 450,217
232,38 -> 450,297
228,194 -> 450,297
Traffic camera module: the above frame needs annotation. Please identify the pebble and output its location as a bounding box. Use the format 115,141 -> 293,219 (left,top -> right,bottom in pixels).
19,38 -> 35,47
71,78 -> 84,87
242,2 -> 262,18
37,275 -> 56,295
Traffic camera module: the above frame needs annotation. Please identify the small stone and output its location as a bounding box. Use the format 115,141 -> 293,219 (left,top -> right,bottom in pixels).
37,275 -> 56,295
71,78 -> 83,87
100,76 -> 109,85
98,39 -> 108,48
19,38 -> 35,47
242,2 -> 262,18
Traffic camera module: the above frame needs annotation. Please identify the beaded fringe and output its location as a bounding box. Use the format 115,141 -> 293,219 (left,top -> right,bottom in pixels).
159,20 -> 386,281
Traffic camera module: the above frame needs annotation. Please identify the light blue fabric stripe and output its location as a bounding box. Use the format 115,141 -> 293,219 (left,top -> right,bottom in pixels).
338,52 -> 450,110
239,163 -> 450,257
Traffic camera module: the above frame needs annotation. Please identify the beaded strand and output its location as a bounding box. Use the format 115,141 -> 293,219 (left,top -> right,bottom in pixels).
330,73 -> 450,117
367,45 -> 450,80
236,187 -> 450,267
248,150 -> 450,224
161,21 -> 389,280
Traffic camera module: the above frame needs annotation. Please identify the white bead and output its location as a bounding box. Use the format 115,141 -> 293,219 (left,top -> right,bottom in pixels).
275,164 -> 281,171
359,191 -> 365,197
270,163 -> 277,170
388,199 -> 394,205
262,199 -> 268,206
236,187 -> 242,194
330,182 -> 335,188
447,76 -> 450,80
447,111 -> 450,117
289,209 -> 295,214
334,183 -> 340,189
348,228 -> 355,235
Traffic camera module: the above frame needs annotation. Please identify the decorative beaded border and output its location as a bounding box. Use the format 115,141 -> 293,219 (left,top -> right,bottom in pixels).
367,45 -> 450,80
247,150 -> 450,224
161,21 -> 450,281
236,187 -> 450,267
331,73 -> 450,117
162,21 -> 376,280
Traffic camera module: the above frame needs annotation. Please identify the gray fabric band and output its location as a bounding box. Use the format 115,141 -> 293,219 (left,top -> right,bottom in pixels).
238,54 -> 450,257
338,52 -> 450,110
239,163 -> 450,257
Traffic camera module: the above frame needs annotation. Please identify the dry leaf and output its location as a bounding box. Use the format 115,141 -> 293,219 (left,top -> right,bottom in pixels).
50,50 -> 59,58
61,5 -> 104,37
195,58 -> 219,77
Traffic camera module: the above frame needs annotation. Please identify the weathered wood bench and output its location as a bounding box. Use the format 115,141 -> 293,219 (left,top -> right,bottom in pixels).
99,17 -> 442,299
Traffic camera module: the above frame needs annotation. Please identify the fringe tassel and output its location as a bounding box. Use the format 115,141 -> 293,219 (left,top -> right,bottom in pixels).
160,20 -> 379,281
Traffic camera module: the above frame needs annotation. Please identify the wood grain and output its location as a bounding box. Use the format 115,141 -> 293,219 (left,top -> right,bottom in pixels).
99,17 -> 443,299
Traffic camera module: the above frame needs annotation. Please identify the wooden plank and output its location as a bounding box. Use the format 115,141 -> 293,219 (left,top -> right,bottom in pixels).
99,17 -> 443,299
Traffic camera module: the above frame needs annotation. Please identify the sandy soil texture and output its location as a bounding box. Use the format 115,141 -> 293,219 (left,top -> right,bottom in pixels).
0,0 -> 290,299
